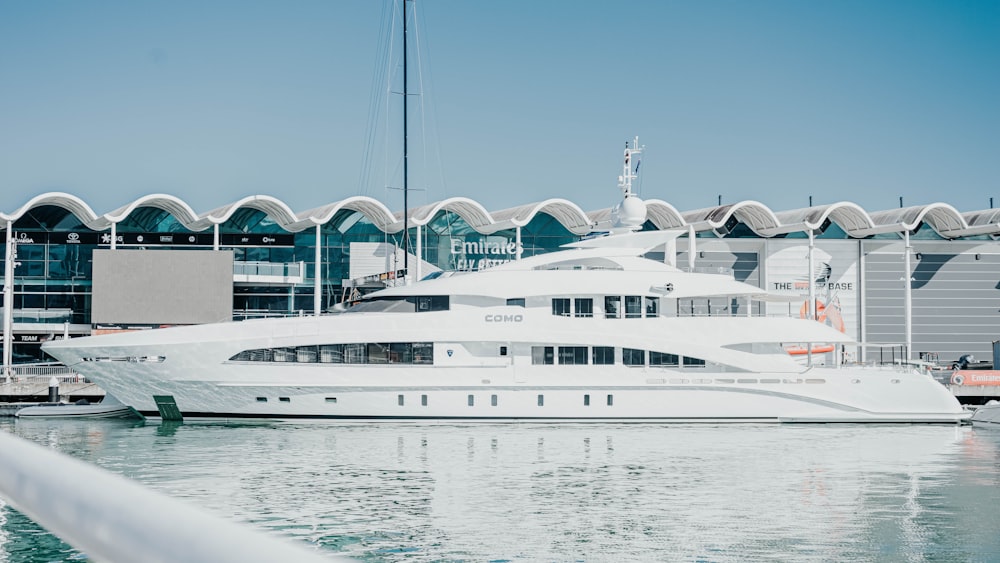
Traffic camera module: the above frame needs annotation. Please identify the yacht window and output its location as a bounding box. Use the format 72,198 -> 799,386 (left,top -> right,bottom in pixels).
604,296 -> 621,319
468,394 -> 475,407
532,346 -> 555,365
583,394 -> 590,406
506,298 -> 526,307
256,397 -> 267,402
273,348 -> 296,363
319,344 -> 344,363
574,298 -> 594,318
537,394 -> 544,407
367,343 -> 390,364
296,346 -> 318,363
551,298 -> 571,317
325,397 -> 338,403
500,346 -> 508,356
398,395 -> 405,406
650,351 -> 679,367
607,394 -> 614,406
230,342 -> 434,365
413,343 -> 433,364
279,397 -> 290,403
625,296 -> 642,318
250,349 -> 273,362
558,346 -> 588,365
414,295 -> 449,312
683,356 -> 706,367
623,348 -> 645,366
389,342 -> 413,363
344,343 -> 367,363
592,346 -> 615,365
491,394 -> 498,406
421,394 -> 428,406
645,297 -> 659,317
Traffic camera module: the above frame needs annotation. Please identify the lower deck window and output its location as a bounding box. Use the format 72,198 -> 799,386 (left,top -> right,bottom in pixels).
592,346 -> 615,365
558,346 -> 588,365
532,346 -> 555,365
650,351 -> 679,367
623,348 -> 645,366
229,342 -> 434,365
683,356 -> 706,367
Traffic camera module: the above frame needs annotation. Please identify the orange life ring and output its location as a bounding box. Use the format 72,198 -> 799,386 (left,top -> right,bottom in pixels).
951,373 -> 964,385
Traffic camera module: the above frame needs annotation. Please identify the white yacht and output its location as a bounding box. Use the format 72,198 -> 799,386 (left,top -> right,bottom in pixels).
42,142 -> 968,424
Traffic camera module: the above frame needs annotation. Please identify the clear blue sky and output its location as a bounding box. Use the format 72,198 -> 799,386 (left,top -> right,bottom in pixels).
1,0 -> 998,218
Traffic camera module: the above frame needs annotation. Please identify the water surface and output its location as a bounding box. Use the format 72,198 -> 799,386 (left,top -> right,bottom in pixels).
2,420 -> 999,562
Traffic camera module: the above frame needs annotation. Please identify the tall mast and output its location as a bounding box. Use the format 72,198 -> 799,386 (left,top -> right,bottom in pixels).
402,0 -> 409,275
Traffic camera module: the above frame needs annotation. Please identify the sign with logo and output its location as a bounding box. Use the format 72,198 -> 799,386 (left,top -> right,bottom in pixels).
449,236 -> 522,271
766,240 -> 859,341
97,232 -> 215,246
52,232 -> 100,245
219,234 -> 294,247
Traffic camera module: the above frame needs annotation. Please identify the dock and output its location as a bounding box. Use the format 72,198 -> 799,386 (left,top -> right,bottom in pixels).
0,378 -> 106,416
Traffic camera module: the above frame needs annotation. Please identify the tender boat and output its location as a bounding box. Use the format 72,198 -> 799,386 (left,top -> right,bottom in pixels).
41,141 -> 969,424
15,395 -> 140,419
970,401 -> 1000,428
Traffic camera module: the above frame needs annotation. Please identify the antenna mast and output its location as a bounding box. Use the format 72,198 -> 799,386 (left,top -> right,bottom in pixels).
402,0 -> 410,275
618,136 -> 643,198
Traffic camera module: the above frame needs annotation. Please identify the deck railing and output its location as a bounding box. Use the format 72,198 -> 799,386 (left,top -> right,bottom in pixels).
0,431 -> 345,563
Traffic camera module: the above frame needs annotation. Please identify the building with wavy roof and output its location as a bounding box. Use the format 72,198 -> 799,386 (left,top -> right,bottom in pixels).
3,191 -> 1000,367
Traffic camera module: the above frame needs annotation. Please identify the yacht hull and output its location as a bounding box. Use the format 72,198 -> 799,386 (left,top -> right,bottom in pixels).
44,337 -> 968,423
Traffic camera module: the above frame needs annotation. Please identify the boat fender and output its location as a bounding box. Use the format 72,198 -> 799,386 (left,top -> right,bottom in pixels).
951,373 -> 964,386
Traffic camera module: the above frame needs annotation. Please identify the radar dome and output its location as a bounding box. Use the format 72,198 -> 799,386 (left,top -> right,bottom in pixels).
611,196 -> 648,231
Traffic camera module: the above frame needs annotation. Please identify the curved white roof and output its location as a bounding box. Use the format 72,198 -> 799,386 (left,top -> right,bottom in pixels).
95,194 -> 202,231
0,192 -> 103,229
3,192 -> 1000,239
289,196 -> 397,232
491,199 -> 593,235
682,201 -> 781,236
407,197 -> 495,232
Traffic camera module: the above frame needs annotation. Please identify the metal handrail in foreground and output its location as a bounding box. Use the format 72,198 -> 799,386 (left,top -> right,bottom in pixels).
0,430 -> 345,563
